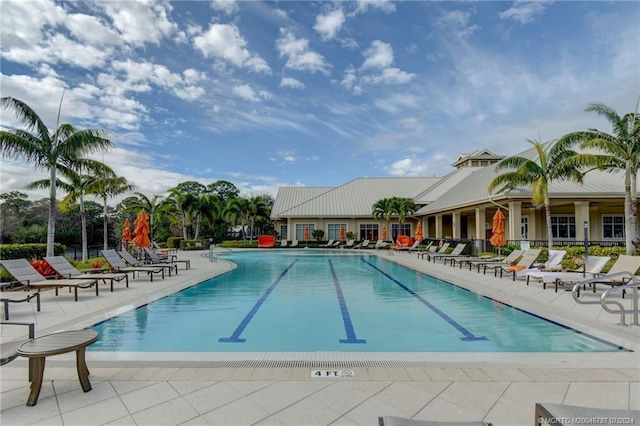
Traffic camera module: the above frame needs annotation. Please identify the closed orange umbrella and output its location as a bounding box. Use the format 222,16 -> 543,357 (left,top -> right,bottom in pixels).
489,209 -> 506,250
381,225 -> 387,240
415,221 -> 423,242
304,225 -> 310,241
131,210 -> 151,248
122,219 -> 132,242
339,226 -> 345,240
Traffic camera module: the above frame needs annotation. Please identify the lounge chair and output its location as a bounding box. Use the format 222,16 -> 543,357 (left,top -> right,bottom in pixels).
0,259 -> 98,301
375,240 -> 390,250
1,290 -> 41,320
512,249 -> 567,280
430,243 -> 468,264
1,322 -> 34,368
290,240 -> 299,248
143,247 -> 190,270
525,255 -> 610,292
332,240 -> 342,247
535,403 -> 639,426
101,250 -> 165,282
44,256 -> 129,292
353,239 -> 370,249
421,242 -> 450,261
379,416 -> 492,426
560,254 -> 640,297
492,249 -> 543,281
397,240 -> 420,253
279,239 -> 289,247
343,239 -> 355,248
120,249 -> 177,276
471,249 -> 523,273
321,240 -> 335,248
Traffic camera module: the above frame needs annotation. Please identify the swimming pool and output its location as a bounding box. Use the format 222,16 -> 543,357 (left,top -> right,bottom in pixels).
91,250 -> 625,352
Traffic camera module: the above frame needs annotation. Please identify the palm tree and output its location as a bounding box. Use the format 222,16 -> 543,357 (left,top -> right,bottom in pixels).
0,96 -> 112,256
91,175 -> 133,250
246,196 -> 269,242
393,197 -> 417,238
168,188 -> 199,239
225,197 -> 250,240
559,101 -> 640,254
488,139 -> 584,249
372,198 -> 396,242
28,160 -> 115,262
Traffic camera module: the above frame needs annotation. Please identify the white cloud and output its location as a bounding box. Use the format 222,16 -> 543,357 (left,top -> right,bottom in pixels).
436,10 -> 481,38
65,12 -> 122,46
361,40 -> 394,70
362,67 -> 415,85
352,0 -> 396,16
314,9 -> 345,41
499,1 -> 551,24
193,23 -> 271,73
210,0 -> 239,15
276,28 -> 331,75
99,0 -> 178,46
280,77 -> 305,89
233,84 -> 261,102
276,150 -> 297,163
0,0 -> 65,48
385,157 -> 429,177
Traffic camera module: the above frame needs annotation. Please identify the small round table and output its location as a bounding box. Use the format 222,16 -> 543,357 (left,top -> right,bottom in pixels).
17,329 -> 99,406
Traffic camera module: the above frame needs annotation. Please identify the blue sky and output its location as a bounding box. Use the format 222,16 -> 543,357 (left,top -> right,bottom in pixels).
1,0 -> 639,201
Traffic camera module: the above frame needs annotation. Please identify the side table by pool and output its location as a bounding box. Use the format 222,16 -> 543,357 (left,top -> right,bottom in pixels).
17,329 -> 99,406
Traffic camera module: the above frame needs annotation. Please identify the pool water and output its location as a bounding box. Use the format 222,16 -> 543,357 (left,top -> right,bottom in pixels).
91,250 -> 625,352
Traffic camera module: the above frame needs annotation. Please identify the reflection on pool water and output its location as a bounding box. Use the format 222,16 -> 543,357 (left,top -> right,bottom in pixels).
91,250 -> 627,352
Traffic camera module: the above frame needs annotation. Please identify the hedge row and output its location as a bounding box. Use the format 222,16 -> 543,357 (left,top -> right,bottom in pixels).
0,243 -> 67,260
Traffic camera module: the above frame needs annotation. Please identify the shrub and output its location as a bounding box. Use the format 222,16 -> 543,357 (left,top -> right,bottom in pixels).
167,237 -> 183,249
180,239 -> 204,250
312,229 -> 324,241
31,259 -> 56,277
0,243 -> 66,261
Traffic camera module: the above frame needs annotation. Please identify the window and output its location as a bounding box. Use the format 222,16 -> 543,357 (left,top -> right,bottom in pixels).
521,217 -> 529,239
280,225 -> 287,240
602,215 -> 625,239
551,216 -> 575,239
295,223 -> 315,240
359,224 -> 379,241
391,223 -> 411,240
327,223 -> 347,240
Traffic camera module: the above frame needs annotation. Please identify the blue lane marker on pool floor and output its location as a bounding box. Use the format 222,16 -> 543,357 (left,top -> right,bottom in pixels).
219,260 -> 298,343
328,260 -> 367,344
362,258 -> 487,341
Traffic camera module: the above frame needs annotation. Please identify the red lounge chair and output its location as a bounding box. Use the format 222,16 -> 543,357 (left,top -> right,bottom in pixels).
258,235 -> 276,248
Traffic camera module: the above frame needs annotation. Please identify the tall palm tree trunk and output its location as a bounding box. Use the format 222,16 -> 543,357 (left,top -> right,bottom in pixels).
544,195 -> 553,249
80,194 -> 88,263
624,162 -> 633,254
103,196 -> 109,250
47,168 -> 57,257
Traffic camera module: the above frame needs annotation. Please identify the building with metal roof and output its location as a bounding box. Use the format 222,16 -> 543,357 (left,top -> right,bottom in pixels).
271,144 -> 629,247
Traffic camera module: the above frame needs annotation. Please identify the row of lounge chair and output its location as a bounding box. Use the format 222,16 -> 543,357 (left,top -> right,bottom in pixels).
0,248 -> 191,320
412,242 -> 640,295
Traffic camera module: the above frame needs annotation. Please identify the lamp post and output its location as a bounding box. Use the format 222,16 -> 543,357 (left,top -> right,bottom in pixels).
583,221 -> 589,277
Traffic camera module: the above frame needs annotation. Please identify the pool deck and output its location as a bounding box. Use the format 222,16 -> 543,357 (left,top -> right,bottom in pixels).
1,249 -> 638,425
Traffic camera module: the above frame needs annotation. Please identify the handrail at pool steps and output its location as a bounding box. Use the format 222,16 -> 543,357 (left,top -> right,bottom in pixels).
570,271 -> 639,326
208,245 -> 233,262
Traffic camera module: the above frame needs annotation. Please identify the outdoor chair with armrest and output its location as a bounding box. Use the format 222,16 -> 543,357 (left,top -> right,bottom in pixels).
120,249 -> 177,276
352,239 -> 370,249
0,259 -> 98,302
431,243 -> 470,264
397,240 -> 420,253
0,289 -> 41,321
143,247 -> 190,270
43,256 -> 129,292
100,250 -> 165,282
420,242 -> 450,260
525,255 -> 610,292
471,250 -> 523,273
510,249 -> 567,281
558,254 -> 640,297
1,322 -> 34,377
494,249 -> 543,281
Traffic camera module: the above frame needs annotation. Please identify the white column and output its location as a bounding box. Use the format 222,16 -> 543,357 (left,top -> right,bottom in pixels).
508,200 -> 522,241
435,215 -> 443,239
452,212 -> 461,239
475,207 -> 486,240
574,201 -> 590,241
